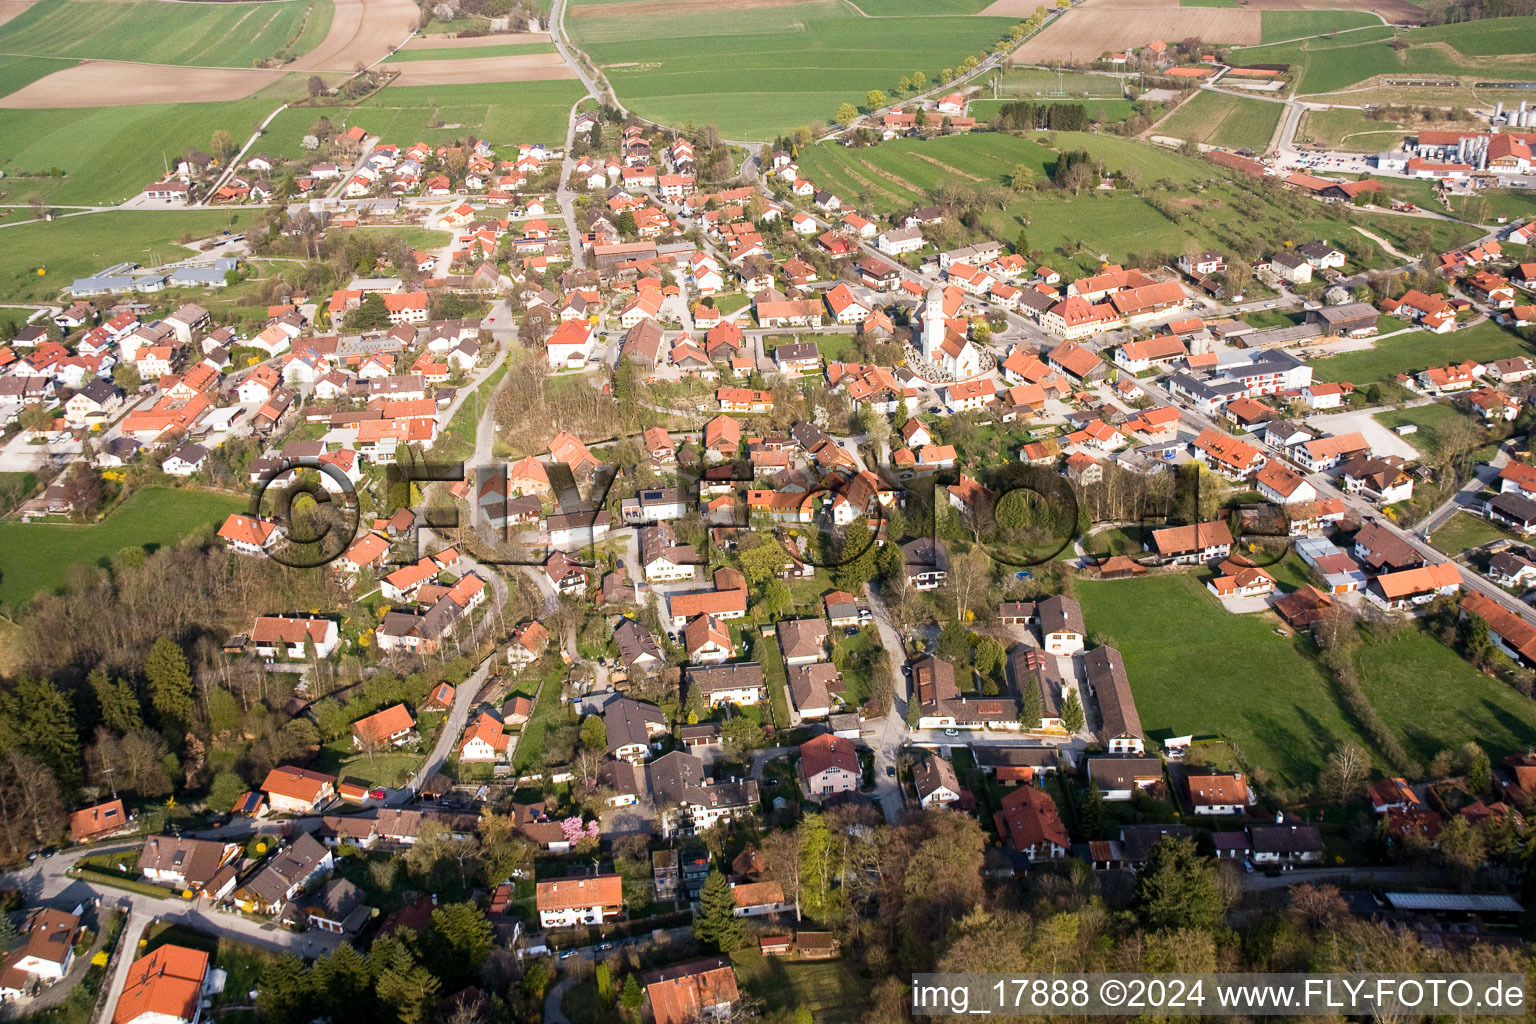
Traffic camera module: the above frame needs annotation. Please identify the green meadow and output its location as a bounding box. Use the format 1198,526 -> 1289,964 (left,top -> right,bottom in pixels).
0,210 -> 250,302
0,99 -> 279,204
0,0 -> 332,68
0,488 -> 244,612
257,80 -> 587,158
1157,91 -> 1284,151
568,0 -> 1017,138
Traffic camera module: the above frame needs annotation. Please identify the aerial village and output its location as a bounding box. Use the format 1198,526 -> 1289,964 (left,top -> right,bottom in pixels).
2,62 -> 1536,1024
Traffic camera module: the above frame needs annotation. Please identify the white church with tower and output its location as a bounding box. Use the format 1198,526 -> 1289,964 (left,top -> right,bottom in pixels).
917,283 -> 981,380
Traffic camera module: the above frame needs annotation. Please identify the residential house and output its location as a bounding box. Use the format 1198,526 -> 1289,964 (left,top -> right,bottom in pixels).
535,875 -> 624,928
800,734 -> 860,798
994,785 -> 1069,860
913,755 -> 962,808
261,766 -> 336,814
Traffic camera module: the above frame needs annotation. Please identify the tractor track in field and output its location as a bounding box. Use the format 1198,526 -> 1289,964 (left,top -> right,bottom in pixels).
909,151 -> 984,181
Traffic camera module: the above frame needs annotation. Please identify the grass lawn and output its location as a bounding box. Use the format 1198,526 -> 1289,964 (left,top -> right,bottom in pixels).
1295,107 -> 1408,152
1309,321 -> 1534,384
314,736 -> 422,788
0,210 -> 251,301
569,0 -> 1018,138
259,80 -> 586,159
1355,626 -> 1536,765
1077,573 -> 1363,787
141,922 -> 273,1007
0,487 -> 243,612
730,949 -> 870,1023
1374,403 -> 1484,456
1157,91 -> 1284,151
384,42 -> 557,62
0,0 -> 332,68
754,630 -> 793,731
990,68 -> 1125,99
1082,525 -> 1143,557
1427,511 -> 1521,556
511,661 -> 568,772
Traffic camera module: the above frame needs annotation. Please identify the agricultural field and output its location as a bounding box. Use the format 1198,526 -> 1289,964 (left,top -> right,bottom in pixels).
0,0 -> 332,68
1011,7 -> 1260,64
0,209 -> 250,302
1156,90 -> 1284,151
0,487 -> 244,612
258,80 -> 587,160
1076,574 -> 1361,787
1310,320 -> 1533,384
568,0 -> 1017,138
795,132 -> 1054,213
794,129 -> 1472,276
0,98 -> 279,204
384,42 -> 557,62
1354,627 -> 1536,765
0,54 -> 75,97
1233,18 -> 1536,95
1259,9 -> 1381,43
1402,16 -> 1536,56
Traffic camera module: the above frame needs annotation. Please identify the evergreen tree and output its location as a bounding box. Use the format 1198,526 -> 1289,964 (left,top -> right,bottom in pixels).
1018,676 -> 1044,728
937,619 -> 970,662
831,517 -> 878,592
799,813 -> 839,919
255,953 -> 313,1024
683,683 -> 706,725
371,937 -> 439,1024
692,870 -> 746,952
1060,689 -> 1085,733
595,961 -> 612,1004
1137,837 -> 1224,932
89,667 -> 144,735
348,292 -> 391,332
426,903 -> 494,990
1081,778 -> 1109,840
619,974 -> 644,1021
1466,747 -> 1492,795
144,637 -> 194,729
310,943 -> 374,1022
580,715 -> 607,752
1,677 -> 82,788
906,697 -> 922,729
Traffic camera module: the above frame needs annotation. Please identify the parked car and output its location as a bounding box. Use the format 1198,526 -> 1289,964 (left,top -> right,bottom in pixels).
943,728 -> 959,737
885,765 -> 895,778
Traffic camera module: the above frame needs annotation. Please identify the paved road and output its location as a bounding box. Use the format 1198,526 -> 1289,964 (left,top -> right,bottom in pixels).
1420,441 -> 1510,535
1,854 -> 345,967
93,911 -> 148,1024
1237,865 -> 1421,891
863,586 -> 912,824
400,646 -> 500,798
